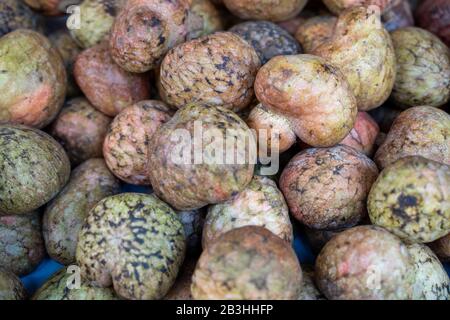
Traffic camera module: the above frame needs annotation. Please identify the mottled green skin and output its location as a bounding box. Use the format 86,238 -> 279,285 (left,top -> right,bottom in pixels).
0,268 -> 26,300
0,213 -> 45,276
391,27 -> 450,109
375,106 -> 450,169
0,29 -> 67,128
315,225 -> 414,300
407,244 -> 449,300
43,159 -> 121,265
70,0 -> 125,48
0,125 -> 70,215
298,265 -> 326,300
0,0 -> 41,37
368,156 -> 450,243
187,0 -> 224,40
192,226 -> 303,300
32,268 -> 119,300
204,176 -> 293,246
76,193 -> 186,300
148,104 -> 255,211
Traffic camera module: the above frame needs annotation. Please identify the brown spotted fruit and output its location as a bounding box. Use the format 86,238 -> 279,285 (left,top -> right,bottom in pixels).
0,268 -> 27,300
280,146 -> 378,230
0,0 -> 42,37
0,213 -> 45,276
391,27 -> 450,109
147,104 -> 256,211
103,100 -> 172,185
0,125 -> 70,216
254,54 -> 357,147
315,225 -> 414,300
74,43 -> 150,117
222,0 -> 308,22
368,156 -> 450,243
191,226 -> 303,300
203,176 -> 293,246
76,193 -> 185,300
313,6 -> 396,111
187,0 -> 224,40
50,98 -> 112,165
0,29 -> 67,128
416,0 -> 450,47
109,0 -> 191,73
375,106 -> 450,169
158,32 -> 261,112
43,159 -> 121,265
340,112 -> 380,156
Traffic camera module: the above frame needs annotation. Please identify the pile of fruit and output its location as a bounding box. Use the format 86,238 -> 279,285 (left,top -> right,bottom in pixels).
0,0 -> 449,300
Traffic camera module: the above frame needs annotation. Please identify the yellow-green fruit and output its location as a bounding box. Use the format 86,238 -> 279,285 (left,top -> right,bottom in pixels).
368,156 -> 450,243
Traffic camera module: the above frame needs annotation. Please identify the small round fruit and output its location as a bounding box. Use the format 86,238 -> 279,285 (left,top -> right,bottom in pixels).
191,226 -> 303,300
74,43 -> 150,117
0,213 -> 45,276
375,106 -> 450,169
43,159 -> 121,265
340,112 -> 380,156
0,268 -> 26,300
187,0 -> 224,40
0,29 -> 67,128
148,104 -> 256,210
0,0 -> 41,37
230,20 -> 301,65
103,100 -> 172,185
416,0 -> 450,47
204,176 -> 293,246
158,32 -> 261,112
254,54 -> 357,147
76,193 -> 186,300
50,98 -> 112,165
32,268 -> 118,300
280,146 -> 379,230
408,243 -> 449,300
315,225 -> 414,300
368,156 -> 450,243
429,234 -> 450,263
0,125 -> 70,215
391,27 -> 450,109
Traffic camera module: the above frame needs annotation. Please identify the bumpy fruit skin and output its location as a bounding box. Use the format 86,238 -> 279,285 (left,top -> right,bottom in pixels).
368,156 -> 450,243
382,0 -> 413,31
298,265 -> 326,300
110,0 -> 190,73
407,243 -> 450,300
223,0 -> 307,22
375,106 -> 450,169
0,213 -> 45,276
164,258 -> 197,300
313,6 -> 396,111
74,43 -> 150,117
429,234 -> 450,262
280,146 -> 378,230
76,193 -> 186,300
0,125 -> 70,215
187,0 -> 224,40
295,15 -> 337,53
0,1 -> 41,37
178,209 -> 204,255
0,268 -> 26,300
255,54 -> 357,147
70,0 -> 125,48
103,100 -> 172,185
230,21 -> 301,65
148,104 -> 256,210
204,176 -> 293,246
158,32 -> 261,112
246,104 -> 296,158
315,225 -> 414,300
32,268 -> 118,300
48,29 -> 82,98
391,27 -> 450,109
323,0 -> 395,14
43,159 -> 120,265
340,112 -> 380,156
416,0 -> 450,47
50,98 -> 112,165
191,226 -> 303,300
0,29 -> 67,128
